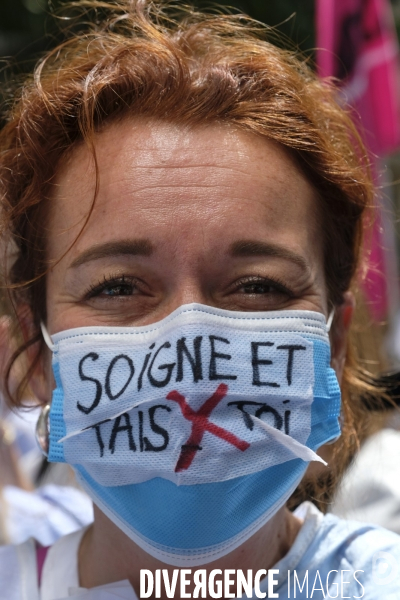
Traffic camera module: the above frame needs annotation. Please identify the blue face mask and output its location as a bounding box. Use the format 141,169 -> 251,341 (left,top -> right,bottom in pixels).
42,304 -> 340,566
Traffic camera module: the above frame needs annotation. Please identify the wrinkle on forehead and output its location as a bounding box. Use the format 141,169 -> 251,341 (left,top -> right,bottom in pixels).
47,118 -> 323,269
54,118 -> 308,186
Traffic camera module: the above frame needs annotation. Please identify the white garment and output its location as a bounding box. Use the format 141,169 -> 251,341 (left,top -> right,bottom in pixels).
1,502 -> 400,599
41,528 -> 85,598
331,427 -> 400,533
2,485 -> 93,546
0,537 -> 39,600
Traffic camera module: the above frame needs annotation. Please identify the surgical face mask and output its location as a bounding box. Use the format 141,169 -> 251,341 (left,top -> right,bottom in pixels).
41,303 -> 340,566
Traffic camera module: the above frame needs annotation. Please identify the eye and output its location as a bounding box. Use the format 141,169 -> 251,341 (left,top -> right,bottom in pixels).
236,276 -> 293,297
85,275 -> 140,299
241,281 -> 282,295
223,275 -> 295,312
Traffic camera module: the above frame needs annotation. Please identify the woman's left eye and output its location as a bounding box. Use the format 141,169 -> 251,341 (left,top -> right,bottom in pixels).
224,276 -> 295,311
236,277 -> 292,297
241,282 -> 279,295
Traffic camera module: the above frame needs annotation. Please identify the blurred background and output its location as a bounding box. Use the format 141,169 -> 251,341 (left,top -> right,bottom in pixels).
2,0 -> 400,540
0,0 -> 315,59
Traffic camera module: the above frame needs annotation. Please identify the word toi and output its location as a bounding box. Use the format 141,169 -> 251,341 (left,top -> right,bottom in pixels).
139,568 -> 279,599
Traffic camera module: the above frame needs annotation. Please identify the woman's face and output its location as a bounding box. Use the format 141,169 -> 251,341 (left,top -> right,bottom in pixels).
45,120 -> 330,340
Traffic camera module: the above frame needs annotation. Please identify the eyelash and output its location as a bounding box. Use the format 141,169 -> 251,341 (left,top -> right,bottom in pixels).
84,274 -> 294,300
233,275 -> 294,297
85,274 -> 140,299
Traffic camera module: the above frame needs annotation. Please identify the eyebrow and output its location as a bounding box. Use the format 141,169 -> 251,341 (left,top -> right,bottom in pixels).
69,238 -> 309,271
230,240 -> 309,272
70,239 -> 153,268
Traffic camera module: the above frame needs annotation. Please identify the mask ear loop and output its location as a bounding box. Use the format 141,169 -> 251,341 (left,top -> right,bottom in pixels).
326,309 -> 335,333
326,306 -> 341,445
40,321 -> 55,352
36,322 -> 54,457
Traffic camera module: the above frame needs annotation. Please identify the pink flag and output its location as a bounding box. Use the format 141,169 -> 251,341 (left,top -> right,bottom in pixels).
316,0 -> 400,320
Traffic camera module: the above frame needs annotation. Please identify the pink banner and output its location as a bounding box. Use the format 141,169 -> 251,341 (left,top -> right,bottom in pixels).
316,0 -> 400,320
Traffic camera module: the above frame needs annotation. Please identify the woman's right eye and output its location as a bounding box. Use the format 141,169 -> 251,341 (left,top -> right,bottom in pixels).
85,276 -> 140,300
101,283 -> 135,297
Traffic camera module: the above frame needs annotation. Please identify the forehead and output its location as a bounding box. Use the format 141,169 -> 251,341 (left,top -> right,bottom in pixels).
48,119 -> 321,262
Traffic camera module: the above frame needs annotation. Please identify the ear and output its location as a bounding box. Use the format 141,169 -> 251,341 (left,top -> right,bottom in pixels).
329,291 -> 355,384
16,304 -> 53,405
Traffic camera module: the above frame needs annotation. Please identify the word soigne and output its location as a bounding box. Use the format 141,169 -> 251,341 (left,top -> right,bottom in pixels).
76,335 -> 306,415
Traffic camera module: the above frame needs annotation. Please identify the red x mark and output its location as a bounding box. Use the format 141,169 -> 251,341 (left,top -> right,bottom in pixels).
166,383 -> 250,472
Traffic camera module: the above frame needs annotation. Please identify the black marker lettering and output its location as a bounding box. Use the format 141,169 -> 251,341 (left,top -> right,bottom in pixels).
94,424 -> 105,457
139,410 -> 144,452
181,443 -> 202,451
284,409 -> 291,435
227,400 -> 265,431
209,335 -> 237,380
147,342 -> 176,388
251,342 -> 279,387
176,336 -> 203,383
109,413 -> 136,453
255,404 -> 283,430
138,344 -> 155,391
77,353 -> 102,414
85,418 -> 112,457
138,355 -> 151,391
144,405 -> 171,451
276,345 -> 306,385
105,354 -> 135,400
